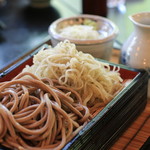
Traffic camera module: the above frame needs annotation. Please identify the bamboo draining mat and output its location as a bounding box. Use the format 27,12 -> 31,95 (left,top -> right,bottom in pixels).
110,101 -> 150,150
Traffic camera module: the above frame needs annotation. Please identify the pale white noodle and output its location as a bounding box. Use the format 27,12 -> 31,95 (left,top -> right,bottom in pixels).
23,40 -> 123,107
59,25 -> 101,40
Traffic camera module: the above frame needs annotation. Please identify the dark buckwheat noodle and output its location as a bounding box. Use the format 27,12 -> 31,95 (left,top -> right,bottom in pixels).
0,72 -> 90,150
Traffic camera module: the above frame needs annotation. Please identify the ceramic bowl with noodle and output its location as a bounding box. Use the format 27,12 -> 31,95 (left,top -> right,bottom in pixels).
48,14 -> 119,60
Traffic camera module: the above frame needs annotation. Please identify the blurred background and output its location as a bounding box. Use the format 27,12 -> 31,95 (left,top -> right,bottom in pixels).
0,0 -> 150,71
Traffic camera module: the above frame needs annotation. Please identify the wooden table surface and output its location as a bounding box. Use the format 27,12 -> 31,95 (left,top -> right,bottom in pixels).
110,49 -> 150,150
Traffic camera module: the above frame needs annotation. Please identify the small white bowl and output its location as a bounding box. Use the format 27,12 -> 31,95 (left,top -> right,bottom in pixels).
48,14 -> 119,60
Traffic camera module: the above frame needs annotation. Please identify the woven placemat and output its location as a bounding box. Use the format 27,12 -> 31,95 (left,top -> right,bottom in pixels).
110,101 -> 150,150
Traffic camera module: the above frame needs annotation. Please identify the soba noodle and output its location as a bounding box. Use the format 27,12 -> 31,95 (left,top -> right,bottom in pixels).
23,40 -> 123,107
0,72 -> 90,150
0,40 -> 123,149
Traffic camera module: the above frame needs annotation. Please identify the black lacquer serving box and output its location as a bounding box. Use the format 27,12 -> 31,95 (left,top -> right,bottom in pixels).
0,44 -> 149,150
